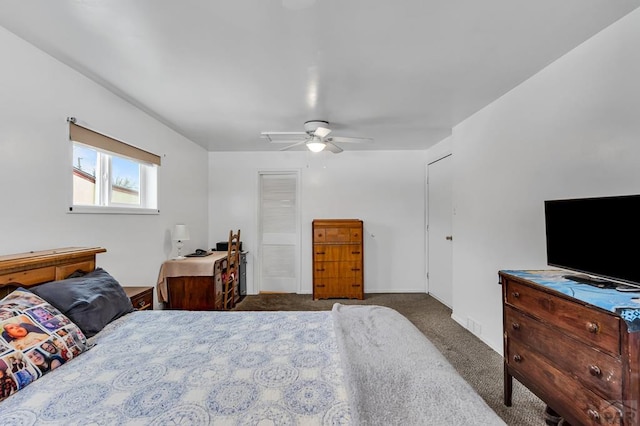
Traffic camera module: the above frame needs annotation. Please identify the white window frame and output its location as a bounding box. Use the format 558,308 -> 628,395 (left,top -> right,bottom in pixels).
69,143 -> 159,215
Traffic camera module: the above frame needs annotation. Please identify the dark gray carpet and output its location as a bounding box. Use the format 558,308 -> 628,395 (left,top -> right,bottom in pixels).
234,293 -> 546,426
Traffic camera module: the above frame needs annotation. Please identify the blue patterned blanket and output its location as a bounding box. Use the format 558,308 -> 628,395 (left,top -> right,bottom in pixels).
0,306 -> 505,425
0,310 -> 350,425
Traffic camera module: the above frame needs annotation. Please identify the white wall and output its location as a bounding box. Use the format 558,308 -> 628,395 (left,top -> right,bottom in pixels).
209,150 -> 428,295
447,9 -> 640,353
0,26 -> 209,305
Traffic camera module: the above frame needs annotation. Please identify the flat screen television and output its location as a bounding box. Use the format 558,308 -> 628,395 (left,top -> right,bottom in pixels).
544,194 -> 640,289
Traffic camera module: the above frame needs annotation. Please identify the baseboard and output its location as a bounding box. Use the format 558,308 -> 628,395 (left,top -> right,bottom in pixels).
451,313 -> 501,354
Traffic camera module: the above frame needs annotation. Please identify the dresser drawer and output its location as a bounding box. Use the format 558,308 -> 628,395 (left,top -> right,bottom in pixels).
508,338 -> 622,425
314,278 -> 363,299
124,287 -> 153,311
313,261 -> 362,278
505,279 -> 620,355
313,244 -> 362,262
314,227 -> 352,243
505,306 -> 622,400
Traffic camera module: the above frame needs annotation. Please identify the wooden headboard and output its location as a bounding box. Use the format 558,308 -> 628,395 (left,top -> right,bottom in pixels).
0,247 -> 106,297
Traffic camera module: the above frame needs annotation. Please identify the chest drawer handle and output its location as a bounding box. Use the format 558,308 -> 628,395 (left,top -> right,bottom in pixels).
316,268 -> 325,271
352,251 -> 361,255
316,284 -> 326,288
316,251 -> 325,255
587,409 -> 600,421
511,292 -> 520,298
589,365 -> 602,377
586,322 -> 599,333
511,323 -> 520,330
513,354 -> 522,363
351,268 -> 361,271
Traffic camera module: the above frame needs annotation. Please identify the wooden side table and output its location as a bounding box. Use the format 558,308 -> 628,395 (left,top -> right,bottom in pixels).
124,286 -> 154,311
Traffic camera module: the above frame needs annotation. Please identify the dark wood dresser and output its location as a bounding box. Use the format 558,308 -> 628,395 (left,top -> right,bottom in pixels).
312,219 -> 364,300
158,253 -> 231,310
499,270 -> 640,425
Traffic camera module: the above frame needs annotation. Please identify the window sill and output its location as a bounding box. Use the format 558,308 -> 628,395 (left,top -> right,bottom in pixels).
68,206 -> 159,215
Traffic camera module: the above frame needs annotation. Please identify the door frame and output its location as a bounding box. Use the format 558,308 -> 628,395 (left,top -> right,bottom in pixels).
255,169 -> 302,294
426,153 -> 453,307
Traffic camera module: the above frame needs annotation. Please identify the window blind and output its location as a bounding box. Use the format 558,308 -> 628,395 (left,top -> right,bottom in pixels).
69,122 -> 161,166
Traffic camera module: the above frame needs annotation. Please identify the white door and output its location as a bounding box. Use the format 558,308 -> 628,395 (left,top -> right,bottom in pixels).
427,154 -> 453,307
257,171 -> 300,293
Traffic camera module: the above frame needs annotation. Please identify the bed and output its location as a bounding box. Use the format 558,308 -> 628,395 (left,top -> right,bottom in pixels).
0,247 -> 505,425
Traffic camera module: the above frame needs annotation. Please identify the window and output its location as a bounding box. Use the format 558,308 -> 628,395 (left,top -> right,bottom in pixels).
69,121 -> 160,214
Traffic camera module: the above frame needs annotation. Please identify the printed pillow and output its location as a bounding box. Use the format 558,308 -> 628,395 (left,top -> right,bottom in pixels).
0,288 -> 89,402
30,268 -> 134,338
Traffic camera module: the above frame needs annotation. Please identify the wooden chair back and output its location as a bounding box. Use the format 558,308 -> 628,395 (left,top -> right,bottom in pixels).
222,229 -> 241,310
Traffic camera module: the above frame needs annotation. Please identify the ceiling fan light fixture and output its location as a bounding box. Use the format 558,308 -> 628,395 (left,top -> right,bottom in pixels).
306,140 -> 326,152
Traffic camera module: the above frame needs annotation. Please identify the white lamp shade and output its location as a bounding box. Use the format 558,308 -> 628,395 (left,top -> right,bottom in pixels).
306,141 -> 326,152
173,224 -> 190,241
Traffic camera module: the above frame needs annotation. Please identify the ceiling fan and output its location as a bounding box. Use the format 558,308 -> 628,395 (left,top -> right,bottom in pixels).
261,120 -> 373,153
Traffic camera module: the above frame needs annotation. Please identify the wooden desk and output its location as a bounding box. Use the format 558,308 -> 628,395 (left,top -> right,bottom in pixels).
157,253 -> 236,310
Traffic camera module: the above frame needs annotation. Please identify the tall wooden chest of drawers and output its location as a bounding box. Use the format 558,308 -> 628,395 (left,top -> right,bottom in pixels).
499,270 -> 640,426
312,219 -> 364,300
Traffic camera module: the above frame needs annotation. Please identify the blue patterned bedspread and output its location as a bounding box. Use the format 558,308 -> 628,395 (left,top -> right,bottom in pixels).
0,310 -> 350,425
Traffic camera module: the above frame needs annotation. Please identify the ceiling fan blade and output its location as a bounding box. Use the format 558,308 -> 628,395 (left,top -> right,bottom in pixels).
326,136 -> 373,144
261,132 -> 307,142
279,140 -> 307,151
325,141 -> 343,153
314,127 -> 332,139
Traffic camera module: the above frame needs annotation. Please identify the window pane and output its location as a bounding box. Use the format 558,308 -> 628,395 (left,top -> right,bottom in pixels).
111,155 -> 140,205
71,140 -> 157,212
72,144 -> 98,206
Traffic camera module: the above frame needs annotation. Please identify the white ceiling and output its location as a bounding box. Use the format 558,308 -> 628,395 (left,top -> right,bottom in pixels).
1,1 -> 638,152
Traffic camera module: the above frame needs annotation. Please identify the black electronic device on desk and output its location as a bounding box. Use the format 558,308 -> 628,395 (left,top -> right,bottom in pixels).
216,241 -> 243,252
185,249 -> 212,257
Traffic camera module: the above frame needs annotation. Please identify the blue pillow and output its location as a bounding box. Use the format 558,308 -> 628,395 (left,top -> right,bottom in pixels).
30,268 -> 134,338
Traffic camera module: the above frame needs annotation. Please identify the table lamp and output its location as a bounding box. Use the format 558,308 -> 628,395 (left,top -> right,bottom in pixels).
172,224 -> 190,259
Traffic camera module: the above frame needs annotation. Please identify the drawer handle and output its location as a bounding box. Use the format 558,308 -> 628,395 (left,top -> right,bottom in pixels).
511,292 -> 520,298
589,365 -> 602,377
351,268 -> 361,271
513,354 -> 522,363
587,322 -> 599,333
316,251 -> 325,255
316,268 -> 325,271
352,251 -> 361,255
587,409 -> 600,421
511,323 -> 520,330
351,284 -> 361,287
316,284 -> 326,288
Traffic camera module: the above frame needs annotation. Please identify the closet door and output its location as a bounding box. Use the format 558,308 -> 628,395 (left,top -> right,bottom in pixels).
257,171 -> 300,293
427,154 -> 453,308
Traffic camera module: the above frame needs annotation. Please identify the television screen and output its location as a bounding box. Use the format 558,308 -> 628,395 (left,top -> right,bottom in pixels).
544,194 -> 640,287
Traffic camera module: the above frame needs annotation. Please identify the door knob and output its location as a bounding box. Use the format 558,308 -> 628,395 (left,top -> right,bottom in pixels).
445,236 -> 453,241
